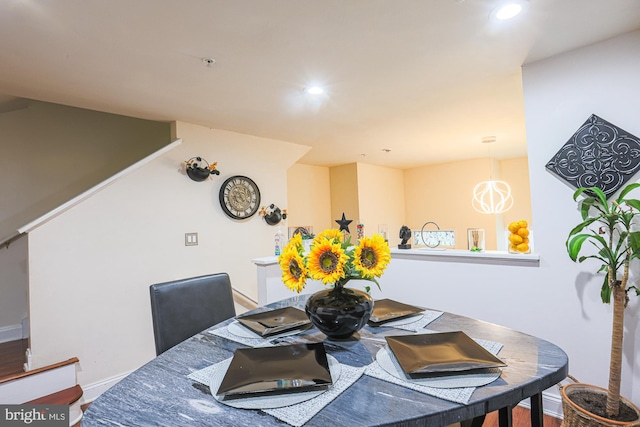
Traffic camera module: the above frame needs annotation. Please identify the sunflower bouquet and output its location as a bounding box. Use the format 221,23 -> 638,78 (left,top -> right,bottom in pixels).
278,228 -> 391,293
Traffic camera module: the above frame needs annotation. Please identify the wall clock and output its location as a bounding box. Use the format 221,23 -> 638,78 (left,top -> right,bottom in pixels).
219,175 -> 261,219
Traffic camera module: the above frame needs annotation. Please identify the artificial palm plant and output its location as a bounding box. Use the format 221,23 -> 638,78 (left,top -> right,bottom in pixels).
566,182 -> 640,422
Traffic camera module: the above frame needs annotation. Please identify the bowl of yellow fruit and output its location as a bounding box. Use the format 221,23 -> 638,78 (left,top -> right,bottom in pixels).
507,220 -> 531,253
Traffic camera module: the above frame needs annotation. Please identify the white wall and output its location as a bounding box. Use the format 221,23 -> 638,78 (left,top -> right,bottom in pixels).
522,30 -> 640,405
0,101 -> 170,339
0,234 -> 28,339
26,123 -> 309,388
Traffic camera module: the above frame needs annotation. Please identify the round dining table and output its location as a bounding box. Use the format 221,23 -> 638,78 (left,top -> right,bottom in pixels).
82,294 -> 568,427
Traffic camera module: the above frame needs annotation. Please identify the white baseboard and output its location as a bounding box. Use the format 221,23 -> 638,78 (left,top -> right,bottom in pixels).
518,389 -> 564,419
0,324 -> 22,344
80,371 -> 132,404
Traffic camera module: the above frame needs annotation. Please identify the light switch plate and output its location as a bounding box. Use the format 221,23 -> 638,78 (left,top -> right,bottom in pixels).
185,232 -> 198,246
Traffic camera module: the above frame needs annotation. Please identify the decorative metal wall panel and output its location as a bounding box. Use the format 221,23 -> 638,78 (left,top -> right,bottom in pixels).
545,114 -> 640,199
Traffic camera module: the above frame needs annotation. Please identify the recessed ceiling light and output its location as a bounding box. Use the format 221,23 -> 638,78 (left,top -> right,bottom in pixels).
305,86 -> 324,95
491,0 -> 528,21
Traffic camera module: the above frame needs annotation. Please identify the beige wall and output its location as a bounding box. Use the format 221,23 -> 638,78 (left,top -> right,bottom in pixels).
27,123 -> 309,387
288,163 -> 406,246
355,163 -> 405,247
329,164 -> 359,236
405,158 -> 497,249
286,164 -> 332,236
288,159 -> 528,250
500,157 -> 533,248
403,157 -> 531,250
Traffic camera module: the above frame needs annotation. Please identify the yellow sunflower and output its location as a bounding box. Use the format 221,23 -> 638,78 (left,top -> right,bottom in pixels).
307,238 -> 349,284
279,246 -> 308,293
313,228 -> 344,245
282,233 -> 303,254
354,234 -> 391,279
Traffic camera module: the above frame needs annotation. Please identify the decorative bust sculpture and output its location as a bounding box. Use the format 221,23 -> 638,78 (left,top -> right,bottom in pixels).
398,225 -> 412,249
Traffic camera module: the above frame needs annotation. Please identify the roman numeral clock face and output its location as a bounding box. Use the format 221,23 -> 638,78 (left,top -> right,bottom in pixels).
219,175 -> 261,220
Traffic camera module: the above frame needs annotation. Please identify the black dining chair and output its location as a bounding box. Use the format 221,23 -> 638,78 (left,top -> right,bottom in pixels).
149,273 -> 236,355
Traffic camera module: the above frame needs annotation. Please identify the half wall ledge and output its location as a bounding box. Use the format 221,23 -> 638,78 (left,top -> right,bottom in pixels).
390,248 -> 539,267
252,249 -> 540,268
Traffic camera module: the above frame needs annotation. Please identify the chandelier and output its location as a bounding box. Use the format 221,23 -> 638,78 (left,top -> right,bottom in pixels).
472,137 -> 513,214
472,180 -> 513,214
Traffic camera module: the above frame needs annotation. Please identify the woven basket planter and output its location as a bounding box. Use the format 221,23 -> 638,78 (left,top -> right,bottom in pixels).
561,383 -> 640,427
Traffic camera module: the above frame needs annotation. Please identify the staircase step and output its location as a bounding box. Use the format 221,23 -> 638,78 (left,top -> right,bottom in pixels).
26,384 -> 83,405
0,357 -> 79,385
26,384 -> 85,427
0,357 -> 79,405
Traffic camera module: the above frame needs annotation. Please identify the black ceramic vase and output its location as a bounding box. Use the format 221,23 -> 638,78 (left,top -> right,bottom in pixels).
305,282 -> 374,339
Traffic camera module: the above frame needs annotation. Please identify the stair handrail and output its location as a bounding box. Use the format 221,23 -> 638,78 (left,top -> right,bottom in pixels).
1,232 -> 24,251
18,139 -> 182,236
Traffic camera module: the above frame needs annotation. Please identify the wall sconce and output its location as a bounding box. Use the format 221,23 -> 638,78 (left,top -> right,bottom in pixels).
259,204 -> 287,225
184,157 -> 220,182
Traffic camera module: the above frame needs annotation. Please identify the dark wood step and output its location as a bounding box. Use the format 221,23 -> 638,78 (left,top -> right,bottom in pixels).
26,384 -> 83,405
0,356 -> 79,385
0,339 -> 28,379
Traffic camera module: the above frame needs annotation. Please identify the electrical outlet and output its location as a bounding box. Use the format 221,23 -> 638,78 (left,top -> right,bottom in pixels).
185,232 -> 198,246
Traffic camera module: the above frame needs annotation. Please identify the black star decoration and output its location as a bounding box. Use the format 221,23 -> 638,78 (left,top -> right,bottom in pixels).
335,213 -> 353,233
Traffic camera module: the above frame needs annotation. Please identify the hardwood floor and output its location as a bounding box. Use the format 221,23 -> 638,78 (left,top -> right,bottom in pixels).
482,406 -> 562,427
0,338 -> 28,379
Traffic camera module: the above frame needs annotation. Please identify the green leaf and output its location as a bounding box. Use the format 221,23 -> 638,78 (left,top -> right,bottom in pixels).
567,234 -> 591,261
566,217 -> 598,239
577,254 -> 606,265
572,187 -> 589,201
588,187 -> 609,209
579,197 -> 596,220
585,234 -> 617,266
627,285 -> 640,296
628,231 -> 640,251
625,199 -> 640,212
601,276 -> 612,304
617,182 -> 640,201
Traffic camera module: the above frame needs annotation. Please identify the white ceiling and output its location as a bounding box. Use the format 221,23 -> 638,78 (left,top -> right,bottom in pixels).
1,0 -> 639,169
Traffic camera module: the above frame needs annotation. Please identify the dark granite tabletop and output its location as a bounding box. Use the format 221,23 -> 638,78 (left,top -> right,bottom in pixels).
83,295 -> 568,426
